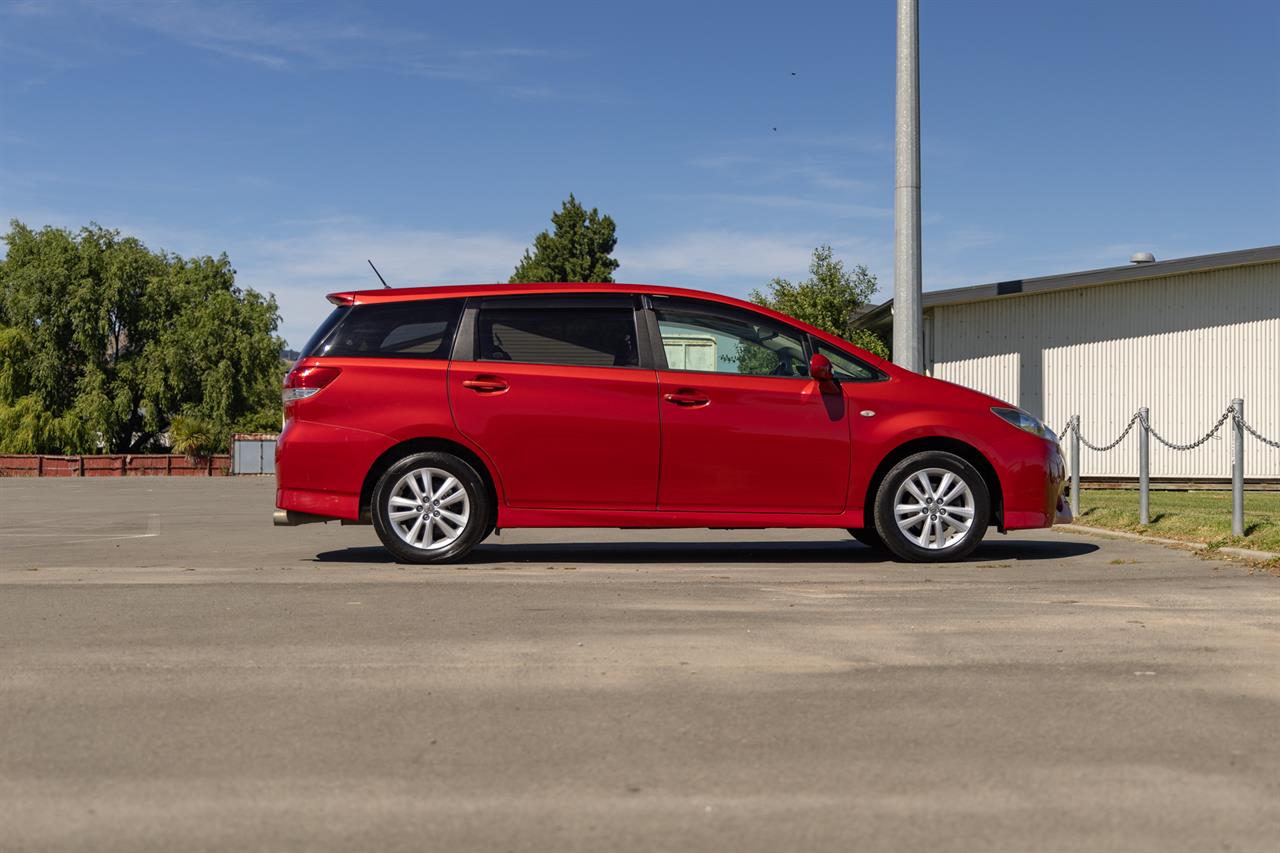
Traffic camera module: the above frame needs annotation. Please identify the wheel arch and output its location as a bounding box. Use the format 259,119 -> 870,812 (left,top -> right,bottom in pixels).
863,436 -> 1005,531
360,437 -> 500,523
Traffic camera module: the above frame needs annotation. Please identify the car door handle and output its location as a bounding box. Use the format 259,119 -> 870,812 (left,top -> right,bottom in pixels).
663,390 -> 710,408
462,376 -> 509,394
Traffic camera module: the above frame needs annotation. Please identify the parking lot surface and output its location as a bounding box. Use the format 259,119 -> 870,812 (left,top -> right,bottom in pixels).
2,478 -> 1278,852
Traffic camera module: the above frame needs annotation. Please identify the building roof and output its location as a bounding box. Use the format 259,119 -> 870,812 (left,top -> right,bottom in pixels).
854,244 -> 1280,329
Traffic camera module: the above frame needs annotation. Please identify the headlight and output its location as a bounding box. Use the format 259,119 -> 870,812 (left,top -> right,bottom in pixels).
991,406 -> 1052,440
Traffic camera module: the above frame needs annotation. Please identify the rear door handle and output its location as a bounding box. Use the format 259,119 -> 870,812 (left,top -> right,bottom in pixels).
462,375 -> 509,394
663,390 -> 710,408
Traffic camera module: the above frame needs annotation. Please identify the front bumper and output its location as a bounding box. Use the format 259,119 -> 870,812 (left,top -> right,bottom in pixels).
1001,438 -> 1068,531
1054,493 -> 1073,525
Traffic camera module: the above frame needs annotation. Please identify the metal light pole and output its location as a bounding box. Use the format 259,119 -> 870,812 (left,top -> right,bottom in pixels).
893,0 -> 923,371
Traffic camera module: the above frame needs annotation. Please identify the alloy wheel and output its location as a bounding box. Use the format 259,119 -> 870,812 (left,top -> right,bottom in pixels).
386,467 -> 471,551
892,467 -> 976,550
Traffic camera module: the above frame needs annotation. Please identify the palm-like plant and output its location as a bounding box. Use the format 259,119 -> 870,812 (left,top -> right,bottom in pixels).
169,415 -> 219,462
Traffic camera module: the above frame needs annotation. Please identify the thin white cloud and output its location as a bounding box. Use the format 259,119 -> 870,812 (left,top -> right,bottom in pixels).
90,0 -> 423,69
691,153 -> 876,195
238,220 -> 528,345
9,1 -> 558,85
2,211 -> 897,346
619,230 -> 892,291
666,193 -> 890,219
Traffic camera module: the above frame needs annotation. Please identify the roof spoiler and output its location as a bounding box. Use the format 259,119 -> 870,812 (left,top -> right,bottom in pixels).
327,293 -> 355,306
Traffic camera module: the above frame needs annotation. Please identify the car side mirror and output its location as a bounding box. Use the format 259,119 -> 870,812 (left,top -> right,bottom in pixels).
808,353 -> 835,382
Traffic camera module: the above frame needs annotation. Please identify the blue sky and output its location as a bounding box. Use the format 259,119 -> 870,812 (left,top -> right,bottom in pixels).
3,0 -> 1277,346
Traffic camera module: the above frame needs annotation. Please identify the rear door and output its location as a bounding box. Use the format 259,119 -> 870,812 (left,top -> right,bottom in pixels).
647,295 -> 851,513
449,294 -> 660,510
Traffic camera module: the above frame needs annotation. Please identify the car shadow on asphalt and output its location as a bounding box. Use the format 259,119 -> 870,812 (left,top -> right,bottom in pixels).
310,538 -> 1099,566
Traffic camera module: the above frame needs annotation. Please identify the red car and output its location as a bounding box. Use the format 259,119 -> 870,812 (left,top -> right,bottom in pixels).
275,283 -> 1069,563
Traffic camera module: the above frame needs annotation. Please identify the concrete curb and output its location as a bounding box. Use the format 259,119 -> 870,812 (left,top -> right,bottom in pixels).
1057,523 -> 1279,563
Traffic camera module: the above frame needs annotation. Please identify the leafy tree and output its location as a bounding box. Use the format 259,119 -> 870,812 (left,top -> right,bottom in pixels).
750,245 -> 889,359
0,220 -> 284,454
510,194 -> 619,283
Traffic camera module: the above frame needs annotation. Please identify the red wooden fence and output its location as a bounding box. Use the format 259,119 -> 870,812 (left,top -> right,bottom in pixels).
0,454 -> 232,477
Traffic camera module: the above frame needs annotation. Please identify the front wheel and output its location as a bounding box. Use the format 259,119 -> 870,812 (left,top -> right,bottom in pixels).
371,451 -> 491,564
873,451 -> 990,562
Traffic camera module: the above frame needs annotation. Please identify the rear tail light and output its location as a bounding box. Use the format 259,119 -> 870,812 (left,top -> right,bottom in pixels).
283,366 -> 341,403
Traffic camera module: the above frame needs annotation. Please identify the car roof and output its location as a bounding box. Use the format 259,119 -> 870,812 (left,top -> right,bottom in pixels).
331,281 -> 746,307
324,281 -> 895,371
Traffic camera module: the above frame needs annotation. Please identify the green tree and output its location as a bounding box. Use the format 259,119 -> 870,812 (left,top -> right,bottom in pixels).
0,220 -> 285,455
750,245 -> 889,359
510,194 -> 619,283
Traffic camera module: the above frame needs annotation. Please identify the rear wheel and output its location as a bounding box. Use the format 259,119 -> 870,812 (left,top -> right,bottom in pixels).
371,451 -> 491,564
873,451 -> 990,562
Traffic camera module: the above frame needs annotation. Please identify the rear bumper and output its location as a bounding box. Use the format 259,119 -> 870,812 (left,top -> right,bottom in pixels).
275,418 -> 395,521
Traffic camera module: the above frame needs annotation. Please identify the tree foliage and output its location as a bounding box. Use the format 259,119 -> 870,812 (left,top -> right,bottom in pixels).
749,245 -> 889,359
0,220 -> 285,454
510,194 -> 619,283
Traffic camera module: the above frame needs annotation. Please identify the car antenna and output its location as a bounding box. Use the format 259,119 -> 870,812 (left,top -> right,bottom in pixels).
367,259 -> 391,288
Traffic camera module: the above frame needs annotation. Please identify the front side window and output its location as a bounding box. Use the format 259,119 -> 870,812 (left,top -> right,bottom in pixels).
310,298 -> 463,359
816,342 -> 882,381
652,296 -> 807,378
476,297 -> 639,368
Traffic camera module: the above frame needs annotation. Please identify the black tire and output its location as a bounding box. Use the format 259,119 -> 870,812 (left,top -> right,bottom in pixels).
873,451 -> 990,562
846,527 -> 886,551
371,451 -> 491,564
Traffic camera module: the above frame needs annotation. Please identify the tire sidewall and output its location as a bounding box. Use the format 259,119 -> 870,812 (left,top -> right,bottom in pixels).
874,451 -> 990,562
372,451 -> 490,564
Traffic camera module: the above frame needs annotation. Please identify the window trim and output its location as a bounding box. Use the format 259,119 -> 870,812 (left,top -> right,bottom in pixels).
644,295 -> 815,380
455,293 -> 652,370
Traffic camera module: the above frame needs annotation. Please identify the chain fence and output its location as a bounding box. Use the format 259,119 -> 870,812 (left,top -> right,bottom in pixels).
1057,398 -> 1277,538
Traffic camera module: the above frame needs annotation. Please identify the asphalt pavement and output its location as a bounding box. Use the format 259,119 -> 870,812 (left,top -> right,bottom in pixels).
1,478 -> 1277,852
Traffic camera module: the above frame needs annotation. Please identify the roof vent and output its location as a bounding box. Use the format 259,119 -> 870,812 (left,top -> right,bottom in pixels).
1130,251 -> 1156,264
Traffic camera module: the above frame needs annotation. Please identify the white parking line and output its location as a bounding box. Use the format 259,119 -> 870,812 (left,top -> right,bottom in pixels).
4,533 -> 159,548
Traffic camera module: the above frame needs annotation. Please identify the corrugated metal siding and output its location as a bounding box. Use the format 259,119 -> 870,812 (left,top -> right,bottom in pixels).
929,262 -> 1279,478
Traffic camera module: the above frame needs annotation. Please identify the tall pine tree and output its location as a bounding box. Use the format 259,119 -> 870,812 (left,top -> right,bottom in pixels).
510,194 -> 619,283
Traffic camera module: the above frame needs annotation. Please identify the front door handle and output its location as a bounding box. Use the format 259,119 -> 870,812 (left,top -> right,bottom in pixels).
663,390 -> 710,408
462,375 -> 509,394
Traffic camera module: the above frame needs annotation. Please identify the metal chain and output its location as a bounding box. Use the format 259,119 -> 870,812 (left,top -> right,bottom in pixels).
1062,406 -> 1275,452
1235,411 -> 1280,448
1140,407 -> 1232,451
1076,413 -> 1139,452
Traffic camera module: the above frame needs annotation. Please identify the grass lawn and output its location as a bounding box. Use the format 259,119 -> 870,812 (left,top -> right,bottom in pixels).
1075,489 -> 1280,554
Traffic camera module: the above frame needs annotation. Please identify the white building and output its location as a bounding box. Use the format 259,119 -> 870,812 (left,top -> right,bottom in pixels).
856,246 -> 1280,480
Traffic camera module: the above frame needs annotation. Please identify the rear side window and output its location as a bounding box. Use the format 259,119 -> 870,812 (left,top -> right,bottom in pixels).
476,297 -> 638,368
308,299 -> 464,359
297,306 -> 350,359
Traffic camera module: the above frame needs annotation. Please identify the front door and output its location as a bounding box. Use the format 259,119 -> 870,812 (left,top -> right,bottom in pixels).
649,296 -> 850,513
449,294 -> 660,510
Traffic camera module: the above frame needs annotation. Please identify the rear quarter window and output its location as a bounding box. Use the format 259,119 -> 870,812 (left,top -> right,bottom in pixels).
308,299 -> 465,359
